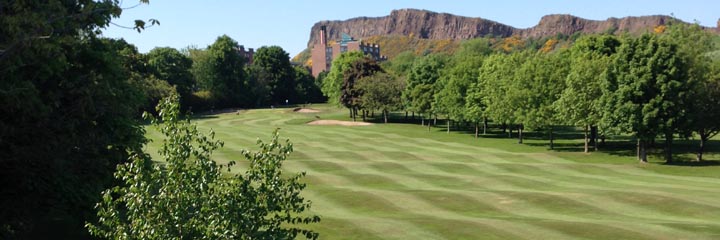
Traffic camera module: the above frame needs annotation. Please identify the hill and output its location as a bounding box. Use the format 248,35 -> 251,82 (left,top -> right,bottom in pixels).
293,9 -> 719,63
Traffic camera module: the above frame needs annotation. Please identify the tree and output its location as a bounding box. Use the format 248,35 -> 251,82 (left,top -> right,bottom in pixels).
511,51 -> 569,146
252,46 -> 296,105
661,22 -> 720,161
688,60 -> 720,161
146,47 -> 194,99
602,34 -> 690,163
481,52 -> 528,138
357,72 -> 405,123
341,57 -> 383,121
0,1 -> 154,238
321,51 -> 365,105
556,35 -> 620,152
293,66 -> 324,104
104,39 -> 176,113
196,35 -> 249,108
404,54 -> 448,127
87,95 -> 320,239
410,84 -> 435,128
383,50 -> 417,77
435,40 -> 490,134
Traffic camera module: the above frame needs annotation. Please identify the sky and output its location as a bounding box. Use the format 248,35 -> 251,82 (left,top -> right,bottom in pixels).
103,0 -> 719,57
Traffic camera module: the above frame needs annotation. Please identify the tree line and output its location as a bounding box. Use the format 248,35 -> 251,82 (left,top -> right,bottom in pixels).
121,35 -> 325,113
321,23 -> 720,163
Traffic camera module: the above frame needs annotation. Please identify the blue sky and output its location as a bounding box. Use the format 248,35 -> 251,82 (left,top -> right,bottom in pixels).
103,0 -> 719,57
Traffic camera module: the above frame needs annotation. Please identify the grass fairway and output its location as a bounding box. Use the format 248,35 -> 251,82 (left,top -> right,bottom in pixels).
145,104 -> 720,239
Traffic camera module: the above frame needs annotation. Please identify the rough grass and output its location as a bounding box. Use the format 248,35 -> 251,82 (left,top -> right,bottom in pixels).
145,104 -> 720,239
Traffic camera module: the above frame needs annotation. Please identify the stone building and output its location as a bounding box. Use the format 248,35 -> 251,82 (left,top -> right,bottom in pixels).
237,45 -> 254,65
311,26 -> 386,77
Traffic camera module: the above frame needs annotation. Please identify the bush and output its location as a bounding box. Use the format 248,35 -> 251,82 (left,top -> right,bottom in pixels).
87,95 -> 320,239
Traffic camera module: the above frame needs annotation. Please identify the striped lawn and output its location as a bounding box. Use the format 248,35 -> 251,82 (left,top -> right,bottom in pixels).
145,105 -> 720,240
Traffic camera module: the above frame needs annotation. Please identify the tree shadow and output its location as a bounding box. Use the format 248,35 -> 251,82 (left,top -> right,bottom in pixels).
661,160 -> 720,167
190,115 -> 219,120
375,115 -> 720,166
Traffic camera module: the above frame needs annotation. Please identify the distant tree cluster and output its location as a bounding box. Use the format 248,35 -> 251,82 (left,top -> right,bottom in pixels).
322,23 -> 720,163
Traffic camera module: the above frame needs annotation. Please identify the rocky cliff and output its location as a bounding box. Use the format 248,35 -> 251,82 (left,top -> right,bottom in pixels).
306,9 -> 717,47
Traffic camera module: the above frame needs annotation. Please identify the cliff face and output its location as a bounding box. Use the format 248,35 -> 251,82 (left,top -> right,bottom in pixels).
307,9 -> 514,47
306,9 -> 718,47
516,14 -> 672,38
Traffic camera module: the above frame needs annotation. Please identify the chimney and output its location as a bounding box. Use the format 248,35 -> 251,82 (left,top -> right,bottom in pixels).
320,26 -> 327,46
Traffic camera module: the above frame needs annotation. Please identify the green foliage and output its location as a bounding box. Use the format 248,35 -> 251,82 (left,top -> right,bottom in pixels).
293,66 -> 325,103
194,35 -> 249,108
1,5 -> 150,239
409,84 -> 435,116
687,60 -> 720,160
102,39 -> 176,113
405,54 -> 448,116
357,72 -> 405,122
383,50 -> 417,77
322,51 -> 365,105
341,57 -> 384,118
251,46 -> 296,105
480,52 -> 528,125
363,35 -> 460,59
603,34 -> 691,162
556,35 -> 619,132
512,51 -> 569,130
87,95 -> 320,239
434,41 -> 490,122
146,47 -> 194,98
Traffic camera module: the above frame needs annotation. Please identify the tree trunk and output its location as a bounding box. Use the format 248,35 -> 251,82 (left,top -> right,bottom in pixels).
636,138 -> 640,162
405,111 -> 408,120
501,123 -> 506,134
362,110 -> 366,122
637,139 -> 648,163
584,125 -> 589,153
483,118 -> 488,135
594,130 -> 599,151
549,126 -> 554,150
428,118 -> 431,131
412,111 -> 415,120
434,115 -> 437,126
640,141 -> 648,163
421,114 -> 424,126
518,125 -> 523,144
664,132 -> 673,164
349,108 -> 353,118
447,118 -> 451,134
590,126 -> 597,146
509,126 -> 513,138
383,110 -> 388,123
351,108 -> 356,122
475,122 -> 479,138
698,135 -> 707,161
371,111 -> 374,118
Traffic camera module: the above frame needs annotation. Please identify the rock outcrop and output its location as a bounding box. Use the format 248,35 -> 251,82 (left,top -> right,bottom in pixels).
516,14 -> 672,38
306,9 -> 718,47
307,9 -> 514,47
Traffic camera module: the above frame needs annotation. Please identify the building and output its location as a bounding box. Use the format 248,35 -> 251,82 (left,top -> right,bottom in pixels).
311,26 -> 387,77
237,45 -> 254,65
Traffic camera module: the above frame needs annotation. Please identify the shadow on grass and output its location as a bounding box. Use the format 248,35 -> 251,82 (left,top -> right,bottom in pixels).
190,115 -> 219,120
339,114 -> 720,166
662,160 -> 720,166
